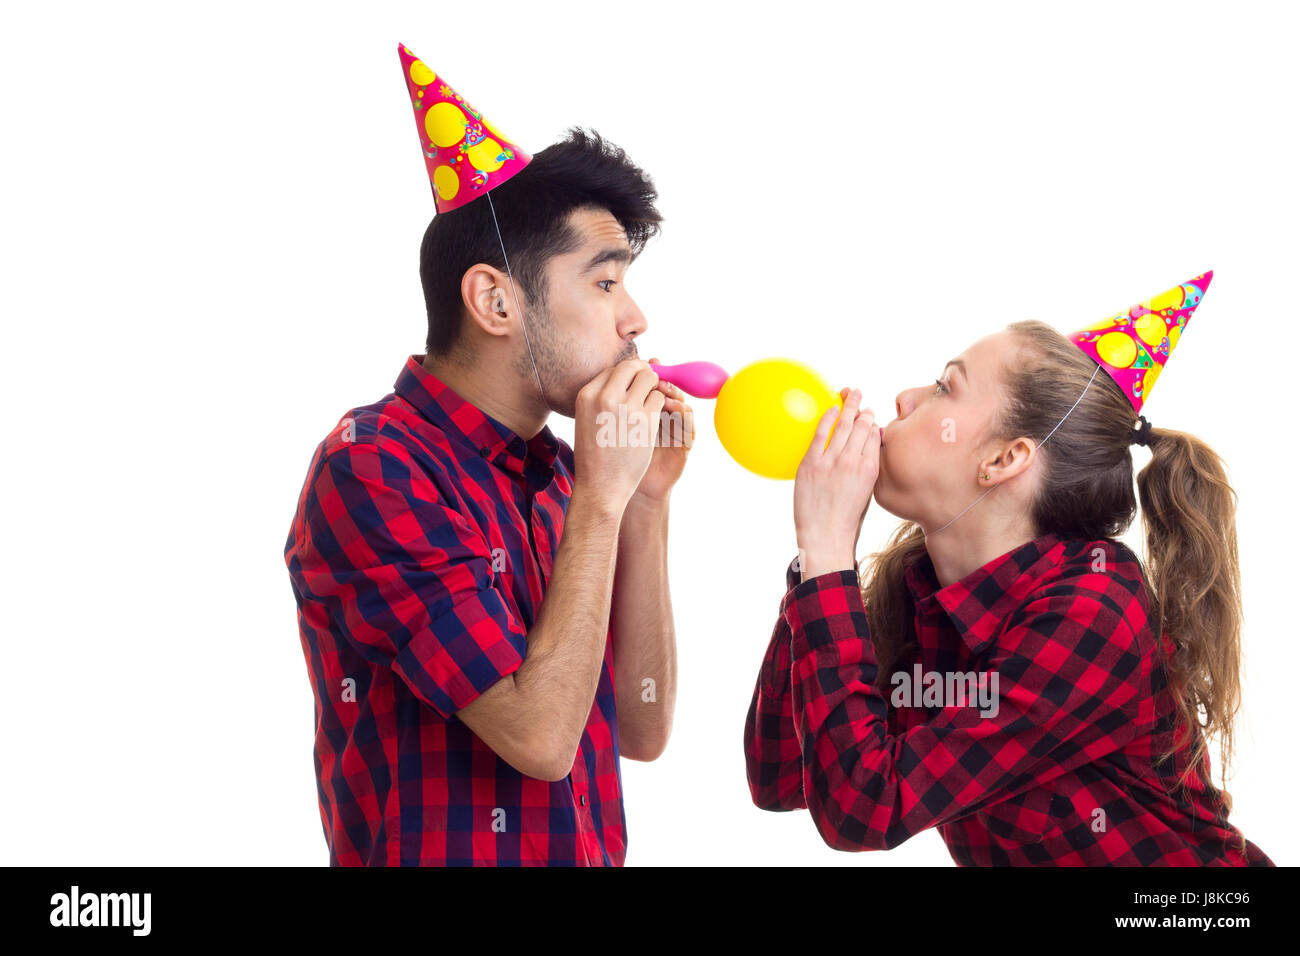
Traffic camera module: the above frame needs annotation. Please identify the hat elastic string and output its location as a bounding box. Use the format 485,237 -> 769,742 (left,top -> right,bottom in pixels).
486,189 -> 552,414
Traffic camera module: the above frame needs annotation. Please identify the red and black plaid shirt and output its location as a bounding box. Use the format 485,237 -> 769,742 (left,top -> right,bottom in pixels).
745,531 -> 1274,865
284,355 -> 625,865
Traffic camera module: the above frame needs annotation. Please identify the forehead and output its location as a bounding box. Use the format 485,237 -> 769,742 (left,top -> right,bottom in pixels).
568,206 -> 628,246
960,331 -> 1014,368
946,331 -> 1017,393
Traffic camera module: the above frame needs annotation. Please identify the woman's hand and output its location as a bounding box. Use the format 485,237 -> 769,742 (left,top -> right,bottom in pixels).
793,387 -> 881,581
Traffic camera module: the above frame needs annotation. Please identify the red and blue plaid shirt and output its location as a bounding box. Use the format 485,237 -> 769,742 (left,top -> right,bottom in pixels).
284,355 -> 625,866
745,531 -> 1274,865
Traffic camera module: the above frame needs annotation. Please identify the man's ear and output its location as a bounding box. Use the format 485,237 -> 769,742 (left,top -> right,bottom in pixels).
460,264 -> 514,337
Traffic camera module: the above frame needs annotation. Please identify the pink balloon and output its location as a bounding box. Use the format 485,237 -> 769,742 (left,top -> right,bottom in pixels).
648,361 -> 730,399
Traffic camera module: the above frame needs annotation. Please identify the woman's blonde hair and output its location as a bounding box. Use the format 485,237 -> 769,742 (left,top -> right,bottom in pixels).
860,320 -> 1244,812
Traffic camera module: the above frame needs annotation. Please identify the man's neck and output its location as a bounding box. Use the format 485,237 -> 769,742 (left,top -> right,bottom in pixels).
421,353 -> 549,440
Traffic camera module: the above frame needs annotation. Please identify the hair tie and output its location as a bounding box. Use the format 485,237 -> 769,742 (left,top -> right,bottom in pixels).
1130,415 -> 1153,447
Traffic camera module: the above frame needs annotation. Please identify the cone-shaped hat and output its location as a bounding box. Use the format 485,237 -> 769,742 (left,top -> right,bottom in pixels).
1068,272 -> 1212,414
397,43 -> 532,213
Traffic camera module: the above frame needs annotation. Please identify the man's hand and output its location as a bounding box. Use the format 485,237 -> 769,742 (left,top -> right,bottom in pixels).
572,359 -> 666,512
632,357 -> 695,504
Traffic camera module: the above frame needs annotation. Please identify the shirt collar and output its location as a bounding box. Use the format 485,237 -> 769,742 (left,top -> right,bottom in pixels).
904,531 -> 1069,655
394,355 -> 560,479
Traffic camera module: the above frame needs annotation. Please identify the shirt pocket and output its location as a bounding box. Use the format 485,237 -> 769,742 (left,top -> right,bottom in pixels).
978,785 -> 1068,845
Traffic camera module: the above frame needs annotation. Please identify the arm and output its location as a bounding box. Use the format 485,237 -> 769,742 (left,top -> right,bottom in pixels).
605,361 -> 693,762
458,482 -> 623,781
780,394 -> 1146,848
610,491 -> 677,761
784,570 -> 1148,851
303,359 -> 668,783
305,439 -> 623,783
744,553 -> 808,811
461,358 -> 670,779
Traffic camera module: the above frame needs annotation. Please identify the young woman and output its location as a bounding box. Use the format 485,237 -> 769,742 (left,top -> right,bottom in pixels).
744,316 -> 1274,865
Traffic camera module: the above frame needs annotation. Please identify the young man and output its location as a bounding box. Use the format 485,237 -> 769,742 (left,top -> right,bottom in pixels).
283,55 -> 691,865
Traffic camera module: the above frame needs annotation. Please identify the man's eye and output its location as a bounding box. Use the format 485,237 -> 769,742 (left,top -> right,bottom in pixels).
934,377 -> 947,395
598,280 -> 617,293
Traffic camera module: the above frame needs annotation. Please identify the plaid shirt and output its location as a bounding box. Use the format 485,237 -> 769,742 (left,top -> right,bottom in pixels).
745,531 -> 1274,866
284,355 -> 625,866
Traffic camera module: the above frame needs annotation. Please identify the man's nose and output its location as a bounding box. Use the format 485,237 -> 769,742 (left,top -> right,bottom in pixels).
621,296 -> 648,340
895,391 -> 913,418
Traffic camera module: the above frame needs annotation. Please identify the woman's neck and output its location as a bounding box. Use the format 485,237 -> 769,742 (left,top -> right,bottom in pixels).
924,515 -> 1039,588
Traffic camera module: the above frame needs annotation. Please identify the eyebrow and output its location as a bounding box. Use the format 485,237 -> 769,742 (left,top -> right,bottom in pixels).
580,246 -> 633,274
943,358 -> 968,381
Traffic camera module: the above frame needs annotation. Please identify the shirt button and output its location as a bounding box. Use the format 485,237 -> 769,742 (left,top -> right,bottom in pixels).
579,794 -> 587,807
479,446 -> 490,457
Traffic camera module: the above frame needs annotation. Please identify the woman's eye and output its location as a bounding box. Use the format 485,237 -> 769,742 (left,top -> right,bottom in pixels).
934,377 -> 947,395
598,280 -> 617,293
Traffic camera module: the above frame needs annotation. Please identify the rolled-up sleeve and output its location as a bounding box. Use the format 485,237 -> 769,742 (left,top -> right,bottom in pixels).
295,439 -> 527,718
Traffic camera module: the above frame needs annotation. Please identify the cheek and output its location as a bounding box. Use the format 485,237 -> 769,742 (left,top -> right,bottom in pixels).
878,432 -> 923,489
886,413 -> 957,485
567,297 -> 615,338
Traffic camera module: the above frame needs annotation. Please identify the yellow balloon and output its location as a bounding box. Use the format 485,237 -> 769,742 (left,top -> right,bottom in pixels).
715,359 -> 844,480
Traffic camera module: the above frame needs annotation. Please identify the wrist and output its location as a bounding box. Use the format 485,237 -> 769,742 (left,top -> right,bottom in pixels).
797,546 -> 856,582
571,481 -> 627,522
626,488 -> 670,515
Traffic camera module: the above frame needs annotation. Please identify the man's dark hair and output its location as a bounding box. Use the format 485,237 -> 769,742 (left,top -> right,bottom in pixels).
418,126 -> 663,359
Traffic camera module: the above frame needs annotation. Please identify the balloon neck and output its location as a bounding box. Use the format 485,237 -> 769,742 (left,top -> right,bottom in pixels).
647,360 -> 730,399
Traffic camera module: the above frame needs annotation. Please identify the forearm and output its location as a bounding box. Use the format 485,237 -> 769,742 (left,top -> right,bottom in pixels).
611,492 -> 677,760
785,576 -> 1143,851
510,483 -> 624,768
745,591 -> 806,810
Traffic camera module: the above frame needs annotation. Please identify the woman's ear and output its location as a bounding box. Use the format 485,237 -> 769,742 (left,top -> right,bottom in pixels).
982,436 -> 1038,484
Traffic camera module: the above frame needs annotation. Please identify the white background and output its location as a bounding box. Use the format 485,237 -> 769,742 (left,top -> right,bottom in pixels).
2,0 -> 1295,866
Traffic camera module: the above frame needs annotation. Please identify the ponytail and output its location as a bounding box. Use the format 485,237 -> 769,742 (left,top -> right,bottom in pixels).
1136,427 -> 1244,804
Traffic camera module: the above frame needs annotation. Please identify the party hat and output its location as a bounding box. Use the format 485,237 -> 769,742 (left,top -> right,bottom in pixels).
1067,271 -> 1212,415
397,43 -> 532,214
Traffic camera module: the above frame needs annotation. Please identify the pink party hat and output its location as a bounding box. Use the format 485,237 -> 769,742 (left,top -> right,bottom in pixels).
1068,272 -> 1212,415
397,43 -> 532,213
